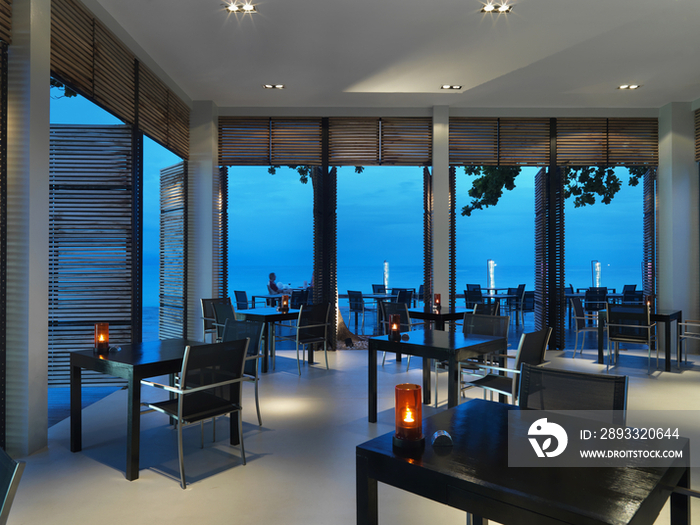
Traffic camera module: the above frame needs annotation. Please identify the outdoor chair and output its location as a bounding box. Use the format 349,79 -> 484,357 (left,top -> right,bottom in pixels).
141,340 -> 248,489
372,284 -> 386,294
417,284 -> 424,304
677,320 -> 700,365
201,297 -> 232,343
474,302 -> 499,315
463,327 -> 551,405
518,363 -> 628,424
395,289 -> 413,306
290,289 -> 309,309
570,296 -> 598,357
606,302 -> 656,373
380,301 -> 423,369
584,287 -> 608,316
347,290 -> 375,335
623,290 -> 643,304
464,285 -> 483,309
213,302 -> 237,342
234,290 -> 251,310
277,303 -> 331,375
0,447 -> 24,525
221,318 -> 265,426
519,290 -> 535,325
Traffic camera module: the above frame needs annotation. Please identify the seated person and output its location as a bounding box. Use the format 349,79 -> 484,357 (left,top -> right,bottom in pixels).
268,272 -> 291,294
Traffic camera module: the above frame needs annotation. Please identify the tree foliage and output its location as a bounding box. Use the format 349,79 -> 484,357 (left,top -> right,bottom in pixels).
50,78 -> 78,99
461,165 -> 651,216
268,165 -> 364,184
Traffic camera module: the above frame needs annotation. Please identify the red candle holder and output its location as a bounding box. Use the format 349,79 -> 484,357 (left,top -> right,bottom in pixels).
434,293 -> 441,312
393,383 -> 425,450
390,314 -> 401,342
280,294 -> 289,312
94,323 -> 109,354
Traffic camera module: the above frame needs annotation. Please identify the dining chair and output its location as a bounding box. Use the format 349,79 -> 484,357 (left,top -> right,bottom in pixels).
474,302 -> 499,315
201,297 -> 232,342
584,287 -> 608,317
290,289 -> 309,309
570,296 -> 598,357
372,284 -> 386,294
380,301 -> 422,369
606,302 -> 656,373
464,285 -> 483,309
347,290 -> 375,335
233,290 -> 250,310
221,318 -> 265,426
0,447 -> 24,525
519,290 -> 535,325
395,289 -> 413,306
277,303 -> 331,375
213,302 -> 237,342
141,339 -> 248,489
518,363 -> 628,424
463,327 -> 551,405
677,319 -> 700,365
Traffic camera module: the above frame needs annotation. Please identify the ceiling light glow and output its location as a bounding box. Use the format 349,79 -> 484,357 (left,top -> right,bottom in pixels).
482,2 -> 511,13
618,84 -> 642,90
223,2 -> 257,13
441,85 -> 463,90
482,3 -> 496,12
263,84 -> 285,89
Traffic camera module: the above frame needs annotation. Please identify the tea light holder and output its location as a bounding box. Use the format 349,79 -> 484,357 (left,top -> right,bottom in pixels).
94,323 -> 109,354
280,294 -> 289,312
393,383 -> 424,450
434,293 -> 441,312
390,314 -> 401,342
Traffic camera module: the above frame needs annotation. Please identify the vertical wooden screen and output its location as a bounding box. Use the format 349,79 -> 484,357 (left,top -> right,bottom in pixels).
48,125 -> 134,386
534,168 -> 547,331
695,110 -> 700,162
215,167 -> 228,298
159,161 -> 188,339
0,0 -> 11,45
642,168 -> 656,308
423,167 -> 433,309
448,166 -> 457,309
0,41 -> 7,448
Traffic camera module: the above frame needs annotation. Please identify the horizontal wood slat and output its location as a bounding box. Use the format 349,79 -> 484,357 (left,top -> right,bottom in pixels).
608,118 -> 658,165
270,118 -> 322,165
696,110 -> 700,163
94,24 -> 135,125
49,125 -> 134,387
0,0 -> 12,44
380,118 -> 432,166
51,0 -> 94,97
219,118 -> 271,165
499,118 -> 550,166
328,118 -> 380,165
450,118 -> 498,166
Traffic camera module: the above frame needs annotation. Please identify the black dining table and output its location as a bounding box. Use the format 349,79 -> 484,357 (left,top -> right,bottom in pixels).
407,306 -> 471,331
70,338 -> 233,481
368,329 -> 505,421
237,307 -> 300,372
357,398 -> 690,525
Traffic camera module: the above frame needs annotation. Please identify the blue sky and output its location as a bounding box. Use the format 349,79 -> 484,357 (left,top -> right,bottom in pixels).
51,91 -> 643,304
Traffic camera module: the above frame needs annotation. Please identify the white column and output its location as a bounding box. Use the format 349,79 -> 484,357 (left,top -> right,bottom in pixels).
657,102 -> 699,351
432,107 -> 450,304
188,101 -> 219,340
6,0 -> 51,456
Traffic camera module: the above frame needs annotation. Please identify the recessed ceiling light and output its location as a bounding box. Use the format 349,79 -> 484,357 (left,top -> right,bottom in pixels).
441,85 -> 462,90
223,2 -> 257,13
263,84 -> 285,89
618,84 -> 641,90
482,3 -> 511,13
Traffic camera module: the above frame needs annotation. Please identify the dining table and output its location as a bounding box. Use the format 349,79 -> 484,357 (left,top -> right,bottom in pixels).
70,338 -> 221,481
357,398 -> 690,525
407,306 -> 471,331
237,307 -> 300,372
367,329 -> 505,421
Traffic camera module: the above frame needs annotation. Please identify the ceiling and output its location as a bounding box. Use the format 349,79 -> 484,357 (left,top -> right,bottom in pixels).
93,0 -> 700,110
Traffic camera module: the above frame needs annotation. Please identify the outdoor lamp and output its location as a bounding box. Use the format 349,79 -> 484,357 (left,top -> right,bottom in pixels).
393,383 -> 424,450
280,294 -> 289,312
390,314 -> 401,342
94,323 -> 109,354
434,293 -> 441,312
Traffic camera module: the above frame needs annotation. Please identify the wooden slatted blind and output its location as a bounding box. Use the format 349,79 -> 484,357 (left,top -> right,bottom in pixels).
556,118 -> 608,165
642,168 -> 656,308
159,162 -> 187,339
270,118 -> 322,166
499,118 -> 550,166
380,118 -> 432,166
215,167 -> 228,298
48,125 -> 134,386
608,118 -> 658,165
694,110 -> 700,162
449,118 -> 498,166
328,118 -> 380,166
51,0 -> 189,159
534,167 -> 547,331
219,118 -> 272,165
0,0 -> 12,44
0,42 -> 7,448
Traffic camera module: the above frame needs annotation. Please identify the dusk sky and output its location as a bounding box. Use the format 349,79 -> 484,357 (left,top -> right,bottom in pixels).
51,91 -> 643,306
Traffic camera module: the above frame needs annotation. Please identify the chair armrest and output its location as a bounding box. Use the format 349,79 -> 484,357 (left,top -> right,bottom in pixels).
140,379 -> 182,394
474,364 -> 520,374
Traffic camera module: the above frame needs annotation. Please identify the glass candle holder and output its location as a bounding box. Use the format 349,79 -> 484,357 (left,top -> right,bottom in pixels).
390,314 -> 401,342
94,323 -> 109,354
393,383 -> 424,450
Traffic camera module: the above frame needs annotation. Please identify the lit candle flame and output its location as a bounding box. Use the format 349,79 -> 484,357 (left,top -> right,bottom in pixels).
403,408 -> 414,423
392,323 -> 398,331
99,335 -> 104,342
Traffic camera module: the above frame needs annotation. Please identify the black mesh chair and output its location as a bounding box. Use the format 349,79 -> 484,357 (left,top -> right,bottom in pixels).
464,327 -> 551,405
464,285 -> 483,309
141,340 -> 248,489
277,303 -> 331,375
213,302 -> 237,342
0,447 -> 24,525
570,297 -> 598,357
221,318 -> 265,425
606,302 -> 656,373
474,302 -> 499,315
372,284 -> 386,294
584,287 -> 608,316
290,289 -> 309,309
520,290 -> 535,325
380,301 -> 422,369
201,297 -> 231,342
623,290 -> 643,305
347,290 -> 375,334
233,290 -> 250,310
519,363 -> 628,424
395,289 -> 413,306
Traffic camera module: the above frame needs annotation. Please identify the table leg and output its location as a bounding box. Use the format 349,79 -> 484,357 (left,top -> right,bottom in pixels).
126,372 -> 140,481
356,455 -> 378,525
261,322 -> 271,373
422,357 -> 431,405
70,362 -> 82,452
677,312 -> 683,367
670,466 -> 690,525
369,345 -> 377,423
598,317 -> 605,364
665,318 -> 672,372
447,356 -> 458,408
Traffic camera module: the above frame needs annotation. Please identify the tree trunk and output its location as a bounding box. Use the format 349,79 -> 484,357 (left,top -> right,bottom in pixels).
337,307 -> 362,343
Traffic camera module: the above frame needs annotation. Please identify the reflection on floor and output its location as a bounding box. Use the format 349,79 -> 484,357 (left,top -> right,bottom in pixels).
28,312 -> 700,525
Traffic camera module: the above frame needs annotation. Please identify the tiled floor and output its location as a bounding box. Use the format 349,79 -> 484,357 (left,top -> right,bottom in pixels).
23,311 -> 700,525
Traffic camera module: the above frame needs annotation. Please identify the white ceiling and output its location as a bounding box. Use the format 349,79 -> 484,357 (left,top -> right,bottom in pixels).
93,0 -> 700,110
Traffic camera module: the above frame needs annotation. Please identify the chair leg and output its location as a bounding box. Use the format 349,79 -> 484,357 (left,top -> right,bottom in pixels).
254,378 -> 262,426
382,351 -> 386,366
406,355 -> 411,372
324,340 -> 329,370
238,411 -> 246,466
296,342 -> 302,375
178,420 -> 186,489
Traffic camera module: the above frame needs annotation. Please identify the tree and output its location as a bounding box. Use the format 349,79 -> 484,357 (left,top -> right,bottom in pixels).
460,165 -> 650,216
50,78 -> 78,99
